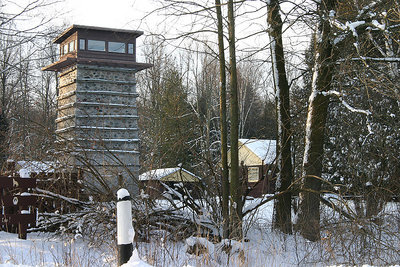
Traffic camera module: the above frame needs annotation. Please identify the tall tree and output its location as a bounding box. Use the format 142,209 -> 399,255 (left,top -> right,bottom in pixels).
215,0 -> 230,239
227,0 -> 242,240
323,0 -> 400,220
237,61 -> 265,139
297,0 -> 338,241
267,0 -> 293,234
138,39 -> 195,171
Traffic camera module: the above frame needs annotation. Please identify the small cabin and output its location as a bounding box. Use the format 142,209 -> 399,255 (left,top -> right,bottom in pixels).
228,139 -> 277,197
139,167 -> 202,198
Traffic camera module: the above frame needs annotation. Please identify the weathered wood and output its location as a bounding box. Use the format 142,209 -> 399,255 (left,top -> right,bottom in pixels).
0,176 -> 36,189
0,213 -> 35,225
1,195 -> 37,207
0,175 -> 36,239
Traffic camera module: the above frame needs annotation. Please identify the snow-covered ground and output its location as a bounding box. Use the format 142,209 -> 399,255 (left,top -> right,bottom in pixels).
0,231 -> 114,266
1,199 -> 400,266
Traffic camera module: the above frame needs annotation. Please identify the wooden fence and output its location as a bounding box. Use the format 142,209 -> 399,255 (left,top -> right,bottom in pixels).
0,175 -> 37,239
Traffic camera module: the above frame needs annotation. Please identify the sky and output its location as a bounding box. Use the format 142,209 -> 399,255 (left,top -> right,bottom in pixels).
56,0 -> 153,30
48,0 -> 309,94
2,0 -> 309,83
47,0 -> 163,62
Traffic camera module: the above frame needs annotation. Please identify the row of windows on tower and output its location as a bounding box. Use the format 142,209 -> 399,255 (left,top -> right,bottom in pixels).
61,39 -> 134,55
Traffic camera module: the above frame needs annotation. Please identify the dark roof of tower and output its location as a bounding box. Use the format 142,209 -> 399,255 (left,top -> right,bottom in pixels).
53,24 -> 144,44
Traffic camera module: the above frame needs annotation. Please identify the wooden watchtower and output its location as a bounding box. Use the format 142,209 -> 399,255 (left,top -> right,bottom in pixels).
43,25 -> 151,195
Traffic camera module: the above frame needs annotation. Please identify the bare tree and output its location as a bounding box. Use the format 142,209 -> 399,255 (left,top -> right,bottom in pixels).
296,0 -> 338,241
267,0 -> 293,234
214,0 -> 229,238
227,0 -> 243,240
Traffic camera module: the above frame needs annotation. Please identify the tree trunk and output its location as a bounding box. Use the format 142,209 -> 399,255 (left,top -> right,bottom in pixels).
227,0 -> 242,240
215,0 -> 230,239
297,0 -> 337,242
268,0 -> 293,235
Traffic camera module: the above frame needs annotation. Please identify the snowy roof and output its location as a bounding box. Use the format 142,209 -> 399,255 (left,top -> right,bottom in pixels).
239,139 -> 276,164
17,161 -> 58,174
139,167 -> 201,181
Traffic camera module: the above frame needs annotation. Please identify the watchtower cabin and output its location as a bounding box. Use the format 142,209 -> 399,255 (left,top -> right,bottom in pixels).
43,25 -> 151,194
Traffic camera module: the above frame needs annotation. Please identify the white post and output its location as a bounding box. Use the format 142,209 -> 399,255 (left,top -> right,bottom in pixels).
117,188 -> 134,266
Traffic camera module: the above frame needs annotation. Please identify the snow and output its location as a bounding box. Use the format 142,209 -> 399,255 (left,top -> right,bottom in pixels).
322,90 -> 371,116
139,167 -> 201,181
117,188 -> 130,200
78,77 -> 136,85
0,231 -> 113,266
57,90 -> 76,100
58,102 -> 74,110
121,249 -> 152,267
185,236 -> 215,254
303,49 -> 320,168
139,168 -> 180,181
117,194 -> 134,245
1,198 -> 399,266
346,20 -> 365,37
77,115 -> 139,118
76,148 -> 139,154
79,90 -> 138,96
76,138 -> 139,142
371,19 -> 385,30
17,161 -> 58,176
77,126 -> 138,131
56,125 -> 139,133
238,139 -> 276,164
78,102 -> 136,108
350,56 -> 400,62
18,169 -> 30,178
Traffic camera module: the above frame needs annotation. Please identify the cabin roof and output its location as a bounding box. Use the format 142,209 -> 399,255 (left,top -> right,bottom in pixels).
239,139 -> 276,164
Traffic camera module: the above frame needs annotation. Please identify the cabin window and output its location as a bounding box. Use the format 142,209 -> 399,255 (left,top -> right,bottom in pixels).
109,42 -> 125,53
79,39 -> 85,50
248,167 -> 259,182
128,43 -> 134,54
63,44 -> 68,54
87,40 -> 105,51
68,40 -> 75,52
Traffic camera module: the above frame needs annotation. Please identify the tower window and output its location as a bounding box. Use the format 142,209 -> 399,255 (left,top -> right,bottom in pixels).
128,43 -> 134,54
88,40 -> 105,51
109,42 -> 125,53
68,41 -> 75,52
79,39 -> 85,50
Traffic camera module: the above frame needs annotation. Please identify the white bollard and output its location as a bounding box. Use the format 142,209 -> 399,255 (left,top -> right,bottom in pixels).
117,188 -> 134,266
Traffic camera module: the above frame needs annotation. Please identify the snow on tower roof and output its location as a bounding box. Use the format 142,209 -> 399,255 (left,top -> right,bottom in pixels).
239,139 -> 276,164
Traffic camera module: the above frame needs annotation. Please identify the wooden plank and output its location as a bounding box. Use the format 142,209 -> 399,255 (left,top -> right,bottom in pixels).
0,213 -> 35,225
0,176 -> 36,189
1,195 -> 37,207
